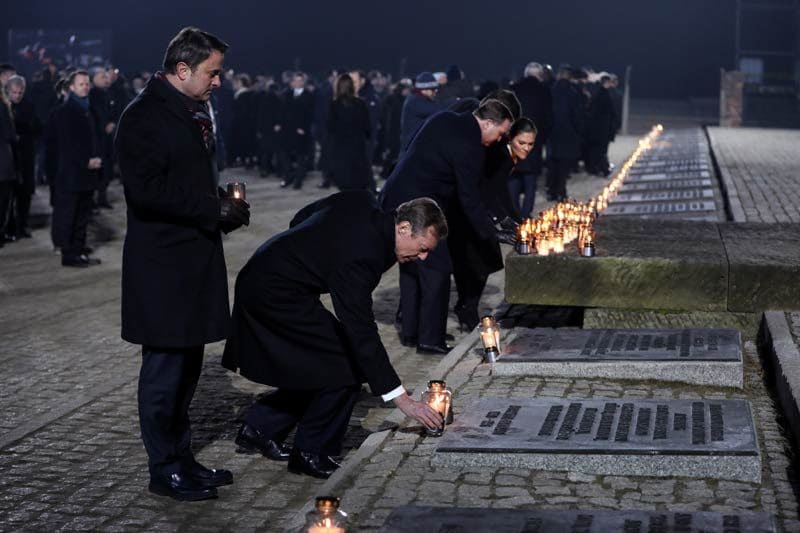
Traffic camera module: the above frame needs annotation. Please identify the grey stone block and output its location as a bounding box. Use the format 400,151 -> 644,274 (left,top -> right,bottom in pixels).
432,398 -> 761,482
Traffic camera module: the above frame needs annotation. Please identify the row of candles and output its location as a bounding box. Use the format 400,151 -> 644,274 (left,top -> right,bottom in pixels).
303,317 -> 503,531
515,124 -> 664,257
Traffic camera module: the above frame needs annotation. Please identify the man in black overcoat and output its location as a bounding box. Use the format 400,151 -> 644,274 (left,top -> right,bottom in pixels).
222,191 -> 446,479
89,68 -> 116,209
53,70 -> 103,266
379,97 -> 516,354
548,67 -> 584,201
115,27 -> 250,502
277,72 -> 314,189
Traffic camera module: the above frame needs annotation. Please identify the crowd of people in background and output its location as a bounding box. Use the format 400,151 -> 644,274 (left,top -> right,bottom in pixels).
0,58 -> 622,264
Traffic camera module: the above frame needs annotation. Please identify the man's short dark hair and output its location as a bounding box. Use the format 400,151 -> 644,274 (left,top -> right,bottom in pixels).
474,98 -> 515,124
163,27 -> 229,74
395,198 -> 448,240
0,63 -> 16,76
480,89 -> 521,121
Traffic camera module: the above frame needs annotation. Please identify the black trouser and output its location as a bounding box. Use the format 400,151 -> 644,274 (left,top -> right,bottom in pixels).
452,263 -> 488,330
0,181 -> 13,237
138,345 -> 204,476
547,158 -> 571,200
53,190 -> 93,256
398,245 -> 451,345
11,181 -> 33,235
279,149 -> 311,188
585,141 -> 610,175
244,384 -> 360,456
96,154 -> 114,204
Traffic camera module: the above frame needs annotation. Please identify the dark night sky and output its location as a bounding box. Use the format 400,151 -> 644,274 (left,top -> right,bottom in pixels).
2,0 -> 738,98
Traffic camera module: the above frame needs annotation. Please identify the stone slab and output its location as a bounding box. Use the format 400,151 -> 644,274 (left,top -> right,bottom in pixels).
619,178 -> 713,192
604,201 -> 717,216
379,506 -> 777,533
721,224 -> 800,312
492,327 -> 743,387
627,170 -> 711,181
504,218 -> 728,312
433,398 -> 761,482
610,189 -> 714,203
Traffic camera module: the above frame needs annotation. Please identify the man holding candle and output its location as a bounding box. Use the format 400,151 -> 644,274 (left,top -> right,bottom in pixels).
116,27 -> 250,501
222,190 -> 446,479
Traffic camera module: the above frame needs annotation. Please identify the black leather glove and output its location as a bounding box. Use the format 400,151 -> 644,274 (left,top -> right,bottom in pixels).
498,216 -> 520,233
219,197 -> 250,233
496,228 -> 518,246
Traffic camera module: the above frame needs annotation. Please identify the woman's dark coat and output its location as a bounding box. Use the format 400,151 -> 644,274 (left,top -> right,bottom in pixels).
12,98 -> 42,194
0,104 -> 16,183
115,75 -> 228,348
222,190 -> 402,395
327,97 -> 371,190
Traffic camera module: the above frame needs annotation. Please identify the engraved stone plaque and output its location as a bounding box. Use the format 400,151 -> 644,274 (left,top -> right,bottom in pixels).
611,189 -> 714,203
626,170 -> 711,181
493,328 -> 742,386
603,201 -> 717,215
379,507 -> 777,533
432,398 -> 761,481
501,328 -> 740,361
619,178 -> 712,192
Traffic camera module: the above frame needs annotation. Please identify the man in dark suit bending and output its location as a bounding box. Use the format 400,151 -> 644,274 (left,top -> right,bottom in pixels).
222,191 -> 447,479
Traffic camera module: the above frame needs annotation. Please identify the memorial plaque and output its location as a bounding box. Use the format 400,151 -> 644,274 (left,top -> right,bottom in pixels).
493,328 -> 742,387
432,398 -> 761,482
627,170 -> 711,181
619,179 -> 712,192
379,507 -> 777,533
611,189 -> 714,203
603,201 -> 717,216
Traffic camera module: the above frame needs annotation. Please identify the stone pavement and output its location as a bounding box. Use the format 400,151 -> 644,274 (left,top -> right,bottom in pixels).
707,128 -> 800,224
0,136 -> 638,532
307,310 -> 800,532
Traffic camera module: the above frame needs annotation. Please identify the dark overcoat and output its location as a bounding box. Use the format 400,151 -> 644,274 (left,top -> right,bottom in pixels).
449,143 -> 521,279
327,97 -> 371,190
0,104 -> 15,183
221,190 -> 402,395
12,98 -> 42,193
115,75 -> 228,348
381,110 -> 495,271
55,97 -> 101,192
399,92 -> 439,152
586,86 -> 616,143
511,76 -> 553,173
549,79 -> 584,160
279,89 -> 315,154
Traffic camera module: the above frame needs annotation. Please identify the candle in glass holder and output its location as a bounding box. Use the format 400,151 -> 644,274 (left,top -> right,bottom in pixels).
421,380 -> 452,436
516,229 -> 531,255
580,228 -> 596,257
479,316 -> 501,363
226,181 -> 247,200
304,497 -> 348,533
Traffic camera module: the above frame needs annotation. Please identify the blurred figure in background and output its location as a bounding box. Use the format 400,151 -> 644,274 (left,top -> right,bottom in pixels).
327,73 -> 371,191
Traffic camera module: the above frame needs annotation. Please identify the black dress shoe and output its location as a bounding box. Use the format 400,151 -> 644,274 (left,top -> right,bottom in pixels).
287,449 -> 341,479
280,180 -> 291,188
400,336 -> 417,347
62,254 -> 101,267
16,230 -> 32,239
184,460 -> 233,488
148,472 -> 218,501
234,423 -> 291,461
81,246 -> 94,255
416,343 -> 453,355
3,233 -> 16,243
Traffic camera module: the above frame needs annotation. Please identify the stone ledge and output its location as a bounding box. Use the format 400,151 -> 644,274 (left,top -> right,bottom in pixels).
758,311 -> 800,449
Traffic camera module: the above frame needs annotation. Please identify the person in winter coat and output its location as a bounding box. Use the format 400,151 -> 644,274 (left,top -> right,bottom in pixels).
398,72 -> 440,154
223,192 -> 446,479
327,73 -> 372,190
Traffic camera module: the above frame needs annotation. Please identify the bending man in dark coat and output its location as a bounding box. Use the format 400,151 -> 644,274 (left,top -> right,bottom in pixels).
222,191 -> 446,479
116,27 -> 250,502
380,95 -> 517,354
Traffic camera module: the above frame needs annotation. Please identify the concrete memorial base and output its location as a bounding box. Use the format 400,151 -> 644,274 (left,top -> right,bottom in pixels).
432,398 -> 761,482
492,327 -> 743,388
505,218 -> 800,313
379,506 -> 777,533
